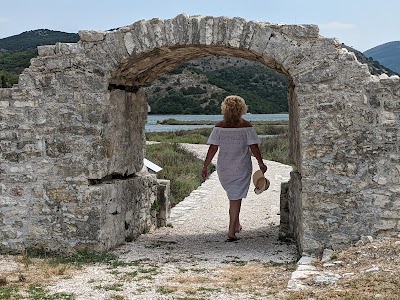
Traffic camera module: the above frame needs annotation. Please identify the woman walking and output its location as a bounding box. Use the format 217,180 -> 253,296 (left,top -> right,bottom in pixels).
202,95 -> 267,241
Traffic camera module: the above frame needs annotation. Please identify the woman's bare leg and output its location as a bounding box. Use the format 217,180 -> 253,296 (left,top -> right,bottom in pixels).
228,199 -> 242,239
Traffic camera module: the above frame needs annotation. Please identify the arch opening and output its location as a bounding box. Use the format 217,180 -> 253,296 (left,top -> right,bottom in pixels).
108,49 -> 303,252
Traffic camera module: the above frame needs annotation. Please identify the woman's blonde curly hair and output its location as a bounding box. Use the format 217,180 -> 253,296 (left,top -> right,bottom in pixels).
221,95 -> 248,126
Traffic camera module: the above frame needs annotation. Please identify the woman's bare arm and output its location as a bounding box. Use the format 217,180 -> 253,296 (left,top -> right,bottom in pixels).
202,144 -> 219,179
249,144 -> 267,173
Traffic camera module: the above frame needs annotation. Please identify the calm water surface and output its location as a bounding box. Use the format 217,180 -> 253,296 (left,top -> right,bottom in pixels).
146,114 -> 288,132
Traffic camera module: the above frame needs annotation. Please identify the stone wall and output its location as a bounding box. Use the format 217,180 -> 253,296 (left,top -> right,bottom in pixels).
280,171 -> 303,252
0,73 -> 160,252
0,14 -> 399,254
298,73 -> 400,253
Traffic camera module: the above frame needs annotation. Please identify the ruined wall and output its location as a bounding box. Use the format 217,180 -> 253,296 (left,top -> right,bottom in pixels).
298,72 -> 400,253
0,57 -> 157,251
0,14 -> 399,254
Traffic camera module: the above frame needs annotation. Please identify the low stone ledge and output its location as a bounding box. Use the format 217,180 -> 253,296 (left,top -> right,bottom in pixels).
79,30 -> 106,42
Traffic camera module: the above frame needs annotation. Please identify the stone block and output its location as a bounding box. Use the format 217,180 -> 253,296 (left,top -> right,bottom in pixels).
227,17 -> 246,48
55,42 -> 84,55
0,101 -> 9,108
298,256 -> 316,265
123,32 -> 139,55
360,235 -> 373,244
280,24 -> 319,38
172,14 -> 190,45
46,188 -> 77,203
291,270 -> 319,280
321,249 -> 334,262
37,45 -> 55,56
10,186 -> 24,197
13,100 -> 37,108
149,18 -> 166,48
199,16 -> 214,46
78,30 -> 106,42
374,219 -> 397,230
0,88 -> 13,99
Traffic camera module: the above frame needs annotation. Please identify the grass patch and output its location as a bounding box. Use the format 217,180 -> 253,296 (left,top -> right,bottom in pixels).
146,122 -> 288,144
0,286 -> 19,299
260,136 -> 289,165
94,283 -> 124,291
254,124 -> 288,135
0,249 -> 121,299
109,258 -> 151,268
23,248 -> 117,268
28,283 -> 75,299
146,128 -> 212,144
47,249 -> 117,268
157,118 -> 289,126
146,142 -> 214,206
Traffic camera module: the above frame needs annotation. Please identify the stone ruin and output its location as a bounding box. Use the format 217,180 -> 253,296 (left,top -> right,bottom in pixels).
0,14 -> 399,255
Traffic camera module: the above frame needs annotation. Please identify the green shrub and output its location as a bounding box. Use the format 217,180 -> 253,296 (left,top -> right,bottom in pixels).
260,137 -> 289,165
146,143 -> 214,206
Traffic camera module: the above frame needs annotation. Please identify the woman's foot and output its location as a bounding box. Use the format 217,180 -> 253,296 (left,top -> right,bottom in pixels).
226,235 -> 241,242
235,225 -> 242,233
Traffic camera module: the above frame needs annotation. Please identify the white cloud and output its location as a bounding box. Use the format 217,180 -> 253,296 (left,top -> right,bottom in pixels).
319,22 -> 355,30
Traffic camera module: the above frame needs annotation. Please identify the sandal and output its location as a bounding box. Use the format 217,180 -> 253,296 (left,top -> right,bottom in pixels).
226,236 -> 241,242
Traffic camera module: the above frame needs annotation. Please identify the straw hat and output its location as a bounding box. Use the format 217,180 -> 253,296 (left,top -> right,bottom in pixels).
252,170 -> 270,194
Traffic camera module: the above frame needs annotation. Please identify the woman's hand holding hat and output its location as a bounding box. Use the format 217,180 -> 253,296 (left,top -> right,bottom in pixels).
258,162 -> 267,173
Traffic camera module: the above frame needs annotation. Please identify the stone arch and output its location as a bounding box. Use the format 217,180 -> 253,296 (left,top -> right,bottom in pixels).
0,14 -> 399,254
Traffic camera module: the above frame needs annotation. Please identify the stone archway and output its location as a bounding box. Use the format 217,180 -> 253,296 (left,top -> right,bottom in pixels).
0,14 -> 399,254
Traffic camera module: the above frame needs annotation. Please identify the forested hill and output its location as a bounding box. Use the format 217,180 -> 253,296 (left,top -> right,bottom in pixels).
144,57 -> 289,114
0,29 -> 79,51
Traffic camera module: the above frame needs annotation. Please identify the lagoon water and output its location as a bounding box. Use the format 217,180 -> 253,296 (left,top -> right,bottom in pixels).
146,114 -> 289,132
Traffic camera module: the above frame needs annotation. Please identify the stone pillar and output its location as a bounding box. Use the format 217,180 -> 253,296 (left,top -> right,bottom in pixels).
279,182 -> 290,237
156,179 -> 171,227
279,171 -> 303,253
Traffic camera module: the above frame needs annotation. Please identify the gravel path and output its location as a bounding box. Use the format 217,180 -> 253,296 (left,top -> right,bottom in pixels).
46,143 -> 298,299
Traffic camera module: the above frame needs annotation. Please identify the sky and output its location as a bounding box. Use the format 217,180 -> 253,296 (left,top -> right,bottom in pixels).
0,0 -> 398,52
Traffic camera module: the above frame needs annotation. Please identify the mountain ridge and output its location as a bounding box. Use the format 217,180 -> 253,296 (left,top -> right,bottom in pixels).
364,41 -> 400,74
0,29 -> 79,52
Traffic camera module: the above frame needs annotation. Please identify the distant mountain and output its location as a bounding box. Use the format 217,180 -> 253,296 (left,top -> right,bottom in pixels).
364,41 -> 400,74
0,29 -> 79,52
341,43 -> 398,76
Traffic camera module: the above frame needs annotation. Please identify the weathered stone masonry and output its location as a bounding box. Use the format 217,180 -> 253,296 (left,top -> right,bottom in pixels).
0,13 -> 399,254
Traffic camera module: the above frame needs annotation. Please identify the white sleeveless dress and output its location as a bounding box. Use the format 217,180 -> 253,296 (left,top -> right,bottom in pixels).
207,126 -> 261,200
